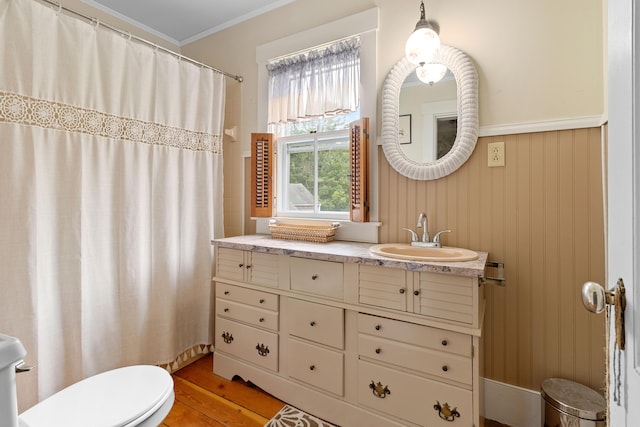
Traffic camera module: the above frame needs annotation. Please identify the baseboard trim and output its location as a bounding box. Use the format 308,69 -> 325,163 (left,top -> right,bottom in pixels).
482,378 -> 541,427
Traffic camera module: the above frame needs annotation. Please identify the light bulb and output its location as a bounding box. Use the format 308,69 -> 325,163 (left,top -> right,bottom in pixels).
405,27 -> 440,66
416,63 -> 447,85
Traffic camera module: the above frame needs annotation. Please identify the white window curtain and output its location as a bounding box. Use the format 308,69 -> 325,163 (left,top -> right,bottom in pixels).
0,0 -> 225,411
267,37 -> 360,126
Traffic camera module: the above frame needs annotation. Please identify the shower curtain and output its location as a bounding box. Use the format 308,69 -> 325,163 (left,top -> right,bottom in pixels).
0,0 -> 225,411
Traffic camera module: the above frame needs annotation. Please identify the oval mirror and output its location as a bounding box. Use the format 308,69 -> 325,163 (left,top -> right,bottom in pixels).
381,45 -> 478,180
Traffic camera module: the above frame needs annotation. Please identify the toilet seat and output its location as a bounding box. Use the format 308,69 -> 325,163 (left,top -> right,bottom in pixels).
19,365 -> 174,427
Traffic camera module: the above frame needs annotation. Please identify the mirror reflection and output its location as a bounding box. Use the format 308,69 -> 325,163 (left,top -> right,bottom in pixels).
399,68 -> 457,163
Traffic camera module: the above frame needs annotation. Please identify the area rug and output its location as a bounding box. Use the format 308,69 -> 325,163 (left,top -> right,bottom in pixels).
264,404 -> 337,427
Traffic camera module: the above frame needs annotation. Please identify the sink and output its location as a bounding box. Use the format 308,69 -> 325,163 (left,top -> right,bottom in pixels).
370,243 -> 478,262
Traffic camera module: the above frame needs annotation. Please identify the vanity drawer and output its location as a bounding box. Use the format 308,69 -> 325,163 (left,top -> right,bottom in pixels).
216,298 -> 279,332
287,338 -> 344,396
287,298 -> 344,349
358,360 -> 473,426
290,257 -> 343,299
215,317 -> 278,372
358,265 -> 408,311
357,313 -> 471,357
216,283 -> 279,311
358,334 -> 472,385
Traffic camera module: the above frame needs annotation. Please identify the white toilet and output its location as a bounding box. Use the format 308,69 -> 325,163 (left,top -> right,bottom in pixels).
0,333 -> 175,427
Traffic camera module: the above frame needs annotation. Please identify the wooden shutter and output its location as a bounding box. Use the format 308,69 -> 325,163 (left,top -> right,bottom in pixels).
350,118 -> 369,222
251,133 -> 275,218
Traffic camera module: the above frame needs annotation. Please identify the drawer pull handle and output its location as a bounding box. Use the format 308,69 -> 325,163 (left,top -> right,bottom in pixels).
259,317 -> 265,322
413,290 -> 420,296
224,291 -> 230,295
221,332 -> 234,344
375,324 -> 381,331
238,263 -> 244,268
259,298 -> 265,304
311,274 -> 319,280
375,348 -> 381,354
369,380 -> 391,398
246,264 -> 252,269
256,343 -> 270,357
310,321 -> 316,327
434,401 -> 460,421
399,288 -> 405,294
224,308 -> 229,312
309,365 -> 316,371
442,365 -> 448,372
441,339 -> 448,346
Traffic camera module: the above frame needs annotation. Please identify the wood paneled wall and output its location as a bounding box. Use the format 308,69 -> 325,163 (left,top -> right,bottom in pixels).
378,128 -> 606,392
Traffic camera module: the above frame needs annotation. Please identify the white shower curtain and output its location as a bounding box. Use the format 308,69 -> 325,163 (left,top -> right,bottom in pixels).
0,0 -> 225,411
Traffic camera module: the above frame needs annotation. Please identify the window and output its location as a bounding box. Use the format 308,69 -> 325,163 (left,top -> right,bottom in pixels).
266,37 -> 360,220
278,130 -> 350,219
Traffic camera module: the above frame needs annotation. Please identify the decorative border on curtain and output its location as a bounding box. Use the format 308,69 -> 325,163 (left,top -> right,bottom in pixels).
159,343 -> 214,372
0,91 -> 222,153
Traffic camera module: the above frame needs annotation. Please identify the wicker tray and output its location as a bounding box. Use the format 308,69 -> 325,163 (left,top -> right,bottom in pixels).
269,221 -> 340,243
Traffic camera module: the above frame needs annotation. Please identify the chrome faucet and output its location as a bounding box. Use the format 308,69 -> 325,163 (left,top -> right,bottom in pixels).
402,212 -> 453,248
416,212 -> 429,243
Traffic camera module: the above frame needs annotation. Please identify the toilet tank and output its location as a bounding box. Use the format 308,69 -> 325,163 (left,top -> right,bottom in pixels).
0,333 -> 27,427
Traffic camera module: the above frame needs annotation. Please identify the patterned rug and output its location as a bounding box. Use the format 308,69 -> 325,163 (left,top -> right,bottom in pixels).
264,404 -> 337,427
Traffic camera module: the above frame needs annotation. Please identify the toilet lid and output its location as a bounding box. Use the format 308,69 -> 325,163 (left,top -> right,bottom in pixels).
20,365 -> 174,427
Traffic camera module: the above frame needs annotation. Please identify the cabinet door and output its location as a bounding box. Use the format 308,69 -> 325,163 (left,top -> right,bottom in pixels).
358,265 -> 408,311
414,272 -> 475,324
247,251 -> 280,288
358,360 -> 473,426
216,247 -> 246,281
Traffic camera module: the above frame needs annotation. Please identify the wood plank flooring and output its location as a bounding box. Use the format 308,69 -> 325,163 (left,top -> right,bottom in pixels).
162,353 -> 509,427
161,354 -> 284,426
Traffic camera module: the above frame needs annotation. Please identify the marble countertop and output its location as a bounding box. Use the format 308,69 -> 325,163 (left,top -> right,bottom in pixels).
212,234 -> 488,278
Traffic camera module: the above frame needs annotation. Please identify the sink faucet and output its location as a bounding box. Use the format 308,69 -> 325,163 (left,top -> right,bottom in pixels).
402,212 -> 453,248
416,212 -> 429,243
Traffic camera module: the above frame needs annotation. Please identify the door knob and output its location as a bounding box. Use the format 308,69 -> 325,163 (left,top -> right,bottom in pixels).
581,278 -> 626,350
581,281 -> 608,314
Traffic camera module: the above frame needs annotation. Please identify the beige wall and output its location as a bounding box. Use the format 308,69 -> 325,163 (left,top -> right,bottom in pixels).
379,129 -> 606,392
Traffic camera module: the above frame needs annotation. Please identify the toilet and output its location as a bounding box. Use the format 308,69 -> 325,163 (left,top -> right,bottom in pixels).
1,333 -> 175,427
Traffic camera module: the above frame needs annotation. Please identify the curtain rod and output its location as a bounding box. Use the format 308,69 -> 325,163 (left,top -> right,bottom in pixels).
38,0 -> 244,82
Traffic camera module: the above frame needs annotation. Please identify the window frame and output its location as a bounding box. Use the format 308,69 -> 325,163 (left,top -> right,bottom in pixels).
276,129 -> 352,220
253,8 -> 380,243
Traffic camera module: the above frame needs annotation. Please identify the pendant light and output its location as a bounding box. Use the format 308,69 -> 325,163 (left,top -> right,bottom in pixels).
416,63 -> 447,85
405,1 -> 440,66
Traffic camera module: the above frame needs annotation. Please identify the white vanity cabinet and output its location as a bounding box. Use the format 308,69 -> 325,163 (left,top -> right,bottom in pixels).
212,236 -> 487,427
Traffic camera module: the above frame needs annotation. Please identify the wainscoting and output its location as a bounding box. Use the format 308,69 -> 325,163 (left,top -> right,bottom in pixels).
377,127 -> 607,394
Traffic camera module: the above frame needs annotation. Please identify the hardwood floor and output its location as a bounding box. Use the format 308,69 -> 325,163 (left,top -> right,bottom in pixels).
162,353 -> 509,427
161,354 -> 284,426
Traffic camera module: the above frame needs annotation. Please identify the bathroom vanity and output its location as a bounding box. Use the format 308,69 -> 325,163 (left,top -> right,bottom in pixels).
211,235 -> 487,427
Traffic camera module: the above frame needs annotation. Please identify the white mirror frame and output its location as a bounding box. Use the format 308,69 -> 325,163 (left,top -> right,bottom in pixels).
381,45 -> 478,180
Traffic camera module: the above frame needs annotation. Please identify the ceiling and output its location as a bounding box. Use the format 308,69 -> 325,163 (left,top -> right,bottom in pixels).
82,0 -> 297,46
